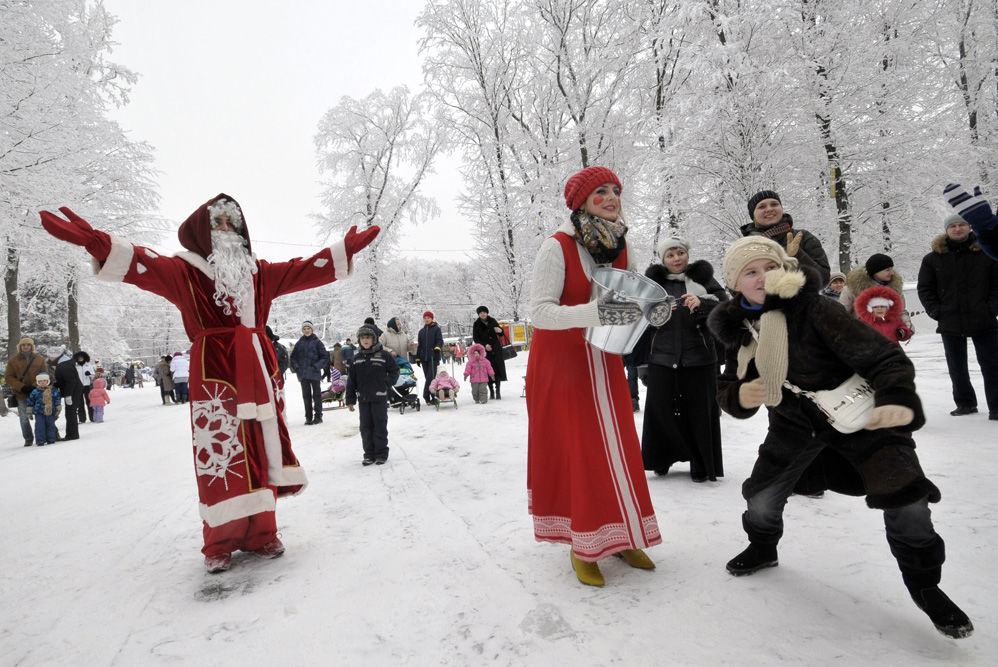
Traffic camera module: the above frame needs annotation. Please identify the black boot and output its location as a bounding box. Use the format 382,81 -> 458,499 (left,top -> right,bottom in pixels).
908,586 -> 974,638
488,382 -> 495,400
494,383 -> 501,400
726,543 -> 778,576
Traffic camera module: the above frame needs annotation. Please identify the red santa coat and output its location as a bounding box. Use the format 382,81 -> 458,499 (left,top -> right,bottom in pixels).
93,194 -> 352,527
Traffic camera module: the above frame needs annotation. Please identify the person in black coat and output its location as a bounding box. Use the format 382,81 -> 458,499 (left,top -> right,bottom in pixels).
472,306 -> 508,399
290,320 -> 327,425
346,324 -> 399,466
917,215 -> 998,419
741,190 -> 831,286
416,311 -> 443,404
50,347 -> 82,441
266,325 -> 289,381
635,237 -> 727,482
708,236 -> 972,640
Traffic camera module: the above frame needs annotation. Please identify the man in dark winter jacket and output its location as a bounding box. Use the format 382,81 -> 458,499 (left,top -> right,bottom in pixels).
346,324 -> 399,465
742,190 -> 831,286
290,321 -> 328,425
266,325 -> 289,381
917,214 -> 998,419
944,183 -> 998,260
416,311 -> 443,404
52,348 -> 83,441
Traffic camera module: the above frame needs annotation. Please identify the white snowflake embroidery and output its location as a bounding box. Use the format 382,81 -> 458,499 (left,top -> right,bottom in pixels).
136,263 -> 147,274
191,383 -> 244,490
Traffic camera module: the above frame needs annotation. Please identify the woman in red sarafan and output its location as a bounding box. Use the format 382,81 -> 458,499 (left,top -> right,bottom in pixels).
526,166 -> 661,587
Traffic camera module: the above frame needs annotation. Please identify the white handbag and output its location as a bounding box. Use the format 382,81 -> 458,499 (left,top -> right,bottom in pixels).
784,374 -> 875,434
742,319 -> 874,433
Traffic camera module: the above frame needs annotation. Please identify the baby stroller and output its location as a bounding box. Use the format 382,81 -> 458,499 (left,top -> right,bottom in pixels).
321,368 -> 347,408
389,357 -> 421,414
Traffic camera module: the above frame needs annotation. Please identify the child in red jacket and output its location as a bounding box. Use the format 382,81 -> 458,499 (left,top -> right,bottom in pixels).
855,285 -> 913,345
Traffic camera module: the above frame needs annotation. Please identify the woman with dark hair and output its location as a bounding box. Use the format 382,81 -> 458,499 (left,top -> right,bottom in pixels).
526,166 -> 665,587
472,306 -> 507,399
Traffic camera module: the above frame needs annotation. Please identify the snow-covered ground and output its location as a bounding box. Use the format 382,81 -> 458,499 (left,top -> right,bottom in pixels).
1,334 -> 995,665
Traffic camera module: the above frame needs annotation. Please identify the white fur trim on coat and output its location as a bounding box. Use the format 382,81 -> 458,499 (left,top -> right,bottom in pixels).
94,235 -> 134,282
329,240 -> 351,279
199,489 -> 276,527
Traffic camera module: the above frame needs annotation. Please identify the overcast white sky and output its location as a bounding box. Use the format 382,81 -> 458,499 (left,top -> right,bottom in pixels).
104,0 -> 471,260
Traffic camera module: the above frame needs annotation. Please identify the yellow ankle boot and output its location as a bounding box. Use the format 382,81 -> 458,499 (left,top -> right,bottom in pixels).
616,548 -> 655,570
570,551 -> 605,587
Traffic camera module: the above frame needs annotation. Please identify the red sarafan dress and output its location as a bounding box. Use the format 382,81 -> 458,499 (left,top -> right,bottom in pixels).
527,232 -> 661,562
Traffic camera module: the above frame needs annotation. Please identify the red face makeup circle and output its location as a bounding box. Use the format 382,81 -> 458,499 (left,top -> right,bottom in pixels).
592,195 -> 605,206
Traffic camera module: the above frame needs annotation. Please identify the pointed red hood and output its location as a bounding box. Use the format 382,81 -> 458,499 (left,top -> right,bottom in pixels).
177,193 -> 252,259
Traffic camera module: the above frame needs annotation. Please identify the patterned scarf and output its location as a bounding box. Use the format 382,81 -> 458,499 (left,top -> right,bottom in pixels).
571,210 -> 628,264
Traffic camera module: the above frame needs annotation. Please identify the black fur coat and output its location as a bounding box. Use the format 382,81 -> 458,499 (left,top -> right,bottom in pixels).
707,266 -> 938,509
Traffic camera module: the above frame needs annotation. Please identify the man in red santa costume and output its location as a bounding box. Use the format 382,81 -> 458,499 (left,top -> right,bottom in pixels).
40,195 -> 379,573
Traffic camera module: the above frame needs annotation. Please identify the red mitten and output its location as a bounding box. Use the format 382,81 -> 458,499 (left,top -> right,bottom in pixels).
39,207 -> 112,261
344,225 -> 380,261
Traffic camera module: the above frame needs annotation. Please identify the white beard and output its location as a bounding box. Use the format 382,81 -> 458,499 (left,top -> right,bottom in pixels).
207,230 -> 258,318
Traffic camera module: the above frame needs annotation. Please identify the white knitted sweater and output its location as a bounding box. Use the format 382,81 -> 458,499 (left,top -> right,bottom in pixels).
529,220 -> 636,330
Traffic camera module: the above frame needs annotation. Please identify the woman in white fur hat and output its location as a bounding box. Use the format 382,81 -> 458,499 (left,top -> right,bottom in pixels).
707,236 -> 973,639
635,236 -> 728,482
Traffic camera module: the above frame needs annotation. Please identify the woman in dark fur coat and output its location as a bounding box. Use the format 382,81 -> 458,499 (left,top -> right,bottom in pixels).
635,237 -> 727,481
707,236 -> 973,640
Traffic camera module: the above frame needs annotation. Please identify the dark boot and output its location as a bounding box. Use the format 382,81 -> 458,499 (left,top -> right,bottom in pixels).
494,383 -> 501,400
908,586 -> 973,638
726,543 -> 778,576
488,381 -> 495,400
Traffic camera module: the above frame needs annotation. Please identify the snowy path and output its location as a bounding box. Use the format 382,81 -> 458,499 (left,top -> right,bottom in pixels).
1,336 -> 995,665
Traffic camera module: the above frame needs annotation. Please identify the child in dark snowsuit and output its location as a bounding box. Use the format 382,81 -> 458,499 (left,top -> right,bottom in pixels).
25,372 -> 62,445
346,324 -> 400,466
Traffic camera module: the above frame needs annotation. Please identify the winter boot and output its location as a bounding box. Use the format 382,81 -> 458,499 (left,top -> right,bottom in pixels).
488,383 -> 495,400
254,537 -> 285,559
908,586 -> 974,638
205,553 -> 231,574
570,551 -> 605,587
495,384 -> 501,400
726,543 -> 778,576
615,549 -> 655,570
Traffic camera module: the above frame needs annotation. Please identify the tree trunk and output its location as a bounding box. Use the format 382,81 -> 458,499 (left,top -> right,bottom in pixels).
5,246 -> 20,359
68,276 -> 80,352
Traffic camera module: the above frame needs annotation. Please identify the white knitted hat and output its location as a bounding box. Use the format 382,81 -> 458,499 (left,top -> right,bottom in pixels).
722,236 -> 798,289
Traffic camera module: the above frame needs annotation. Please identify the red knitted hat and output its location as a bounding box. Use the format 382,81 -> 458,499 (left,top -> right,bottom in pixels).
423,310 -> 434,319
563,166 -> 622,211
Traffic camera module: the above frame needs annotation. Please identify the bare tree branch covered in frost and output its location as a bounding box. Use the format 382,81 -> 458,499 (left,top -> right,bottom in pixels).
314,87 -> 442,320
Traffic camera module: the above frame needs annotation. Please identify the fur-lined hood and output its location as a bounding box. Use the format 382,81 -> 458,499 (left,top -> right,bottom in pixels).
467,343 -> 487,359
645,258 -> 715,287
844,265 -> 904,297
855,285 -> 904,323
929,232 -> 983,255
709,265 -> 822,347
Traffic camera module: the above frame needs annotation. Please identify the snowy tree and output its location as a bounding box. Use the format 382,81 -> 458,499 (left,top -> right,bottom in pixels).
314,87 -> 442,320
1,0 -> 161,358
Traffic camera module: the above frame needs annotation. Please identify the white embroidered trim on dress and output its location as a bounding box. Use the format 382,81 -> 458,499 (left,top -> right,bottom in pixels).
199,489 -> 276,527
